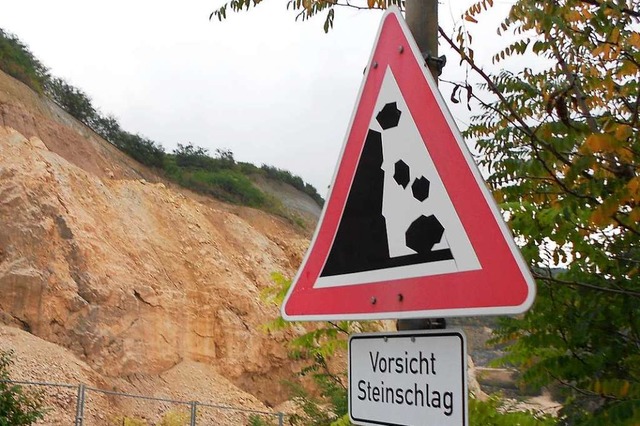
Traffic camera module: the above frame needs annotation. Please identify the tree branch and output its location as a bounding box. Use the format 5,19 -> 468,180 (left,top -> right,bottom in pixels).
549,43 -> 600,133
327,321 -> 350,335
438,27 -> 537,141
438,26 -> 597,184
534,272 -> 640,297
613,214 -> 640,236
577,0 -> 640,18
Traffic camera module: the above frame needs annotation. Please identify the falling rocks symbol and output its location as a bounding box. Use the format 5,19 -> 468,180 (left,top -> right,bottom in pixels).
393,160 -> 410,189
376,102 -> 402,129
411,176 -> 431,202
321,102 -> 453,278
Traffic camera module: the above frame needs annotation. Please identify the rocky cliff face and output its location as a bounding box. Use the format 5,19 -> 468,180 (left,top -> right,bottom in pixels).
0,69 -> 318,416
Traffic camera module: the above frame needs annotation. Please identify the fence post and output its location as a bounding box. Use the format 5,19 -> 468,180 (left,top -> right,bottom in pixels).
74,383 -> 86,426
278,412 -> 284,426
189,401 -> 197,426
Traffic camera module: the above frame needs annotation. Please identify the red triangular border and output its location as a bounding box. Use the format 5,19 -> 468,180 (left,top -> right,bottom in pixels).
282,8 -> 535,321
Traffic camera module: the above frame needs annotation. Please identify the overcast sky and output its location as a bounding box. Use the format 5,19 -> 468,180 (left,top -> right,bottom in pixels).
0,0 -> 515,196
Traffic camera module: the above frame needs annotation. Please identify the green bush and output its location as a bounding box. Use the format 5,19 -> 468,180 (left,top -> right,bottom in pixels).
469,395 -> 558,426
92,114 -> 121,142
238,161 -> 260,175
0,29 -> 48,93
174,143 -> 238,172
0,350 -> 46,426
45,77 -> 97,125
174,143 -> 218,170
191,169 -> 266,207
109,130 -> 165,169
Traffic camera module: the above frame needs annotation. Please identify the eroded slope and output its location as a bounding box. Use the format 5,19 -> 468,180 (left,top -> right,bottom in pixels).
0,126 -> 309,407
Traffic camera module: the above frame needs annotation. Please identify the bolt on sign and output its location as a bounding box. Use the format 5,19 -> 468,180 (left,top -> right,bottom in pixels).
349,330 -> 468,426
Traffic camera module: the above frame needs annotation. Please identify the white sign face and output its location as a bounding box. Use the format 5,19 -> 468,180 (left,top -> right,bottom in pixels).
314,68 -> 481,290
349,330 -> 467,426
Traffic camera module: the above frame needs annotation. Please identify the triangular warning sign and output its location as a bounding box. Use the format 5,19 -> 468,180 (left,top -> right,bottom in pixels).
282,8 -> 535,321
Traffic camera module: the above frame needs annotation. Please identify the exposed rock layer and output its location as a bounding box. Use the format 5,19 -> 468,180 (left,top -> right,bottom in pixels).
0,125 -> 312,406
0,68 -> 323,416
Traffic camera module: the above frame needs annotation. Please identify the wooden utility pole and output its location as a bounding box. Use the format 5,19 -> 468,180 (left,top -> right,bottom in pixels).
397,0 -> 446,332
405,0 -> 440,79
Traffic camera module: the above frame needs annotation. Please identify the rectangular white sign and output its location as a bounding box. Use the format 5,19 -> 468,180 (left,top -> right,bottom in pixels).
349,330 -> 467,426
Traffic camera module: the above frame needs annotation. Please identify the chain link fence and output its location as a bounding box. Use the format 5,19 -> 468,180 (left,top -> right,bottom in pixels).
1,379 -> 285,425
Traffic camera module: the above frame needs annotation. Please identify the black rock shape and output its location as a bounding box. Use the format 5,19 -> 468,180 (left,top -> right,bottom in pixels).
321,124 -> 454,276
411,176 -> 430,201
405,215 -> 445,254
394,160 -> 410,188
376,102 -> 402,130
321,129 -> 389,277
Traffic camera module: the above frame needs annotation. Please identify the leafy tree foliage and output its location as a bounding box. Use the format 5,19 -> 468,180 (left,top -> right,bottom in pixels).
45,77 -> 97,125
445,0 -> 640,423
110,131 -> 166,169
210,0 -> 404,33
0,29 -> 48,93
0,350 -> 46,425
469,395 -> 557,426
174,143 -> 216,170
214,148 -> 236,168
